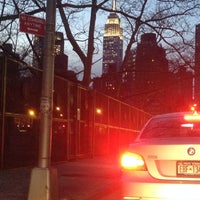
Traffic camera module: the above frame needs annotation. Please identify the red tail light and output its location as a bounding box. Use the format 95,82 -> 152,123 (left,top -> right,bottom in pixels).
120,152 -> 146,171
184,112 -> 200,121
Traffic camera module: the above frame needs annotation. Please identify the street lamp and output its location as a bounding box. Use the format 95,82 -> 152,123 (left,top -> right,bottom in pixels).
96,107 -> 102,115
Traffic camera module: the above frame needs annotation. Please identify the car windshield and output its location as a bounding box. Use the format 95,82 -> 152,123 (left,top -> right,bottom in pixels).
140,115 -> 200,139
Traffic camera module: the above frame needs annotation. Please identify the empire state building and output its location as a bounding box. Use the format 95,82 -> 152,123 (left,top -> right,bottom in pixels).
102,0 -> 123,74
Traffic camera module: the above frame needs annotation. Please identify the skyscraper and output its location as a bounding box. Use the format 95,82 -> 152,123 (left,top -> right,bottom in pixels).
135,33 -> 168,87
33,32 -> 65,69
134,33 -> 169,114
102,0 -> 123,74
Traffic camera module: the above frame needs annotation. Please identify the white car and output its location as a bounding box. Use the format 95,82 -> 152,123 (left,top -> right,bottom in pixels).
120,112 -> 200,200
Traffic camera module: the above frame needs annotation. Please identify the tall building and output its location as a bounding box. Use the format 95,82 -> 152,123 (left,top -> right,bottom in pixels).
118,49 -> 136,103
33,32 -> 66,69
93,0 -> 123,97
135,33 -> 168,85
134,33 -> 169,114
102,0 -> 123,74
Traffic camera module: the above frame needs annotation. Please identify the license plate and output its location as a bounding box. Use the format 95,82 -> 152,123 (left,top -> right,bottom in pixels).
177,161 -> 200,176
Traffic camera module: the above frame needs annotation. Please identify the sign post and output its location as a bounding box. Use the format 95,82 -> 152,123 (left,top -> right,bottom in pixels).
27,0 -> 60,199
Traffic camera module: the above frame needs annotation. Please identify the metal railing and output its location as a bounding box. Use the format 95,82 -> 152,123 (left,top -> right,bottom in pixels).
0,56 -> 152,169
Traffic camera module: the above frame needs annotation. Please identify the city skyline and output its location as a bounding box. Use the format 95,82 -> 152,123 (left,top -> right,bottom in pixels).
0,1 -> 198,81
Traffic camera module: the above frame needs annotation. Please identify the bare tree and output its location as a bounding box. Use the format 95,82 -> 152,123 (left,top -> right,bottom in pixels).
0,0 -> 200,87
57,0 -> 200,86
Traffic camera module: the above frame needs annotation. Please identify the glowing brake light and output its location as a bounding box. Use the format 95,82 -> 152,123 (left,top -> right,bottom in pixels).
184,112 -> 200,121
120,152 -> 146,170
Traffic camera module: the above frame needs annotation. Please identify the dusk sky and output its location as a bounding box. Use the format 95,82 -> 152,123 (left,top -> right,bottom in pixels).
62,1 -> 199,80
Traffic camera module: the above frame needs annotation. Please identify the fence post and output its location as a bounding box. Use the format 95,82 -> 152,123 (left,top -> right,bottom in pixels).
0,56 -> 7,169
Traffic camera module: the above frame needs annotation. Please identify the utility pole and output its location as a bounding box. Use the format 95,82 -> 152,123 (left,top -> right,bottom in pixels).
28,0 -> 58,199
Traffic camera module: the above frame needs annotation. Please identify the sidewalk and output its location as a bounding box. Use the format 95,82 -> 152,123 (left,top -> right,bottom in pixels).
0,156 -> 122,200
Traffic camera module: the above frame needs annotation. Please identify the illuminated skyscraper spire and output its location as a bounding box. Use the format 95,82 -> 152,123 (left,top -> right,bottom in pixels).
102,0 -> 123,74
112,0 -> 116,11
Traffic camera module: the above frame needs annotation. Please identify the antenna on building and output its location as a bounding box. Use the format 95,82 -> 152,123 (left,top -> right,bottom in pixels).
112,0 -> 116,11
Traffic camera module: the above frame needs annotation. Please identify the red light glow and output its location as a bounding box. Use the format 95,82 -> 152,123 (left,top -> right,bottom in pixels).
184,113 -> 200,121
120,152 -> 146,170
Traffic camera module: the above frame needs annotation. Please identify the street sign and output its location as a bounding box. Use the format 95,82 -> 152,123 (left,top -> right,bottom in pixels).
20,13 -> 45,37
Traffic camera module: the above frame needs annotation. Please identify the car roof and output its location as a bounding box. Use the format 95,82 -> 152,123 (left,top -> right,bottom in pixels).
151,112 -> 192,119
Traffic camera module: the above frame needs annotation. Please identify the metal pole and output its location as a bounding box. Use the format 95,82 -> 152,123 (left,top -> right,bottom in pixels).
38,0 -> 56,169
28,0 -> 59,199
0,56 -> 7,169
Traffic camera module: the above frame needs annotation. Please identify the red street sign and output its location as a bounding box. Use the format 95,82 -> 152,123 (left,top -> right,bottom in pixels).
20,13 -> 45,37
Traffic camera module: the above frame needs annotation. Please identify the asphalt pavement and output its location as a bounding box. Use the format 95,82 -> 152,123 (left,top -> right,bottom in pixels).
0,156 -> 122,200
